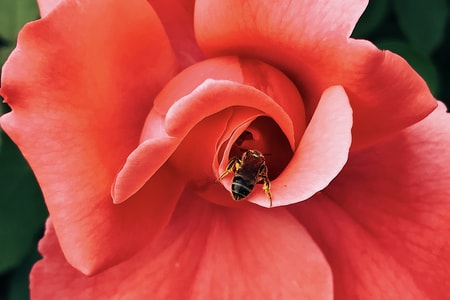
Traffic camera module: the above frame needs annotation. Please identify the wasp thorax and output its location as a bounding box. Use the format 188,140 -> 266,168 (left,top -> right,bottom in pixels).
241,149 -> 265,164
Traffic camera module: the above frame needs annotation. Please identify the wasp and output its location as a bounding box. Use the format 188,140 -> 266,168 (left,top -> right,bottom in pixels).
217,150 -> 272,207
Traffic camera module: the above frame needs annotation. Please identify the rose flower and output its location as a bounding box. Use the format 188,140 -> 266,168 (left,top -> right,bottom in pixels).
1,0 -> 449,298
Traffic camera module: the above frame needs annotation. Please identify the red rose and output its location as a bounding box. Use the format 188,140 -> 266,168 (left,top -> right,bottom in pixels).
1,0 -> 449,298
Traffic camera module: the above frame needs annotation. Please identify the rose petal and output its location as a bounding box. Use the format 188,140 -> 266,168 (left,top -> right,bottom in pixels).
165,80 -> 295,148
188,201 -> 332,299
291,194 -> 428,299
251,86 -> 352,207
148,0 -> 203,67
196,0 -> 367,42
112,137 -> 177,204
37,0 -> 62,17
150,56 -> 305,144
194,0 -> 437,148
0,0 -> 179,274
32,192 -> 332,299
291,102 -> 450,298
72,164 -> 185,274
113,57 -> 306,203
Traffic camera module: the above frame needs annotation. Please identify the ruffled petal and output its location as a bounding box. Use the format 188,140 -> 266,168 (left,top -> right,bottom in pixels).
263,86 -> 352,207
194,0 -> 437,148
31,192 -> 332,299
291,102 -> 450,299
0,0 -> 179,274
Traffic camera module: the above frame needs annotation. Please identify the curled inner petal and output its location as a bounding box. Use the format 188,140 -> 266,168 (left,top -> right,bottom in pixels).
251,86 -> 353,207
113,56 -> 306,205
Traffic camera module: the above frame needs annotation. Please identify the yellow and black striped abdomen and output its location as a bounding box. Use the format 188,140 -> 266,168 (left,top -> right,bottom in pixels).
231,173 -> 256,200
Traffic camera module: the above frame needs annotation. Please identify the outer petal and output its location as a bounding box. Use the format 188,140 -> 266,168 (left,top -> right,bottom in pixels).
291,103 -> 450,299
0,0 -> 179,273
37,0 -> 62,17
291,194 -> 428,299
31,193 -> 332,299
194,0 -> 437,148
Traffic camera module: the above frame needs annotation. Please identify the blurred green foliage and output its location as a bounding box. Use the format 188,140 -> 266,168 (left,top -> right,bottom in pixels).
352,0 -> 449,102
0,132 -> 47,272
0,1 -> 45,299
0,0 -> 38,64
393,0 -> 447,55
0,0 -> 449,299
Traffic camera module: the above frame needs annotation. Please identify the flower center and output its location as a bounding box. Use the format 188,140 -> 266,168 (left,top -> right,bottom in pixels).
227,116 -> 293,181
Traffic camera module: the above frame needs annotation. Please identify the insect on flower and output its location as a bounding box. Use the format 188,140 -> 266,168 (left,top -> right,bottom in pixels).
217,149 -> 272,207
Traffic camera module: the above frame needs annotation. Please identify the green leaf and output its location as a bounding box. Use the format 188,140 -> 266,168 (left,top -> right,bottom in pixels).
0,104 -> 4,148
352,0 -> 390,38
0,0 -> 39,42
393,0 -> 448,55
0,132 -> 47,273
5,248 -> 41,300
376,40 -> 440,96
1,45 -> 15,65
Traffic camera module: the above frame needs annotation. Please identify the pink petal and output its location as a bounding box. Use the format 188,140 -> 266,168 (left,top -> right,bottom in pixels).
257,86 -> 352,207
194,0 -> 437,148
32,193 -> 332,299
291,102 -> 450,298
291,194 -> 429,299
37,0 -> 62,17
148,0 -> 203,66
0,0 -> 179,274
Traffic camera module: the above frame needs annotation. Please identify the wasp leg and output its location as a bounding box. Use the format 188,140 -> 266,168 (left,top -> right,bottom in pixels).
261,177 -> 272,207
257,164 -> 272,207
216,157 -> 241,182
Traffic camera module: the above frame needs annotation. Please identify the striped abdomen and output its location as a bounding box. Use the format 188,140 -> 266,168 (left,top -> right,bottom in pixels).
231,173 -> 256,200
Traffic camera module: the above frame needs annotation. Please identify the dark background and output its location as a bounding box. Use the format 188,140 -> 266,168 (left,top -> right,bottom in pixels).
0,0 -> 448,299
